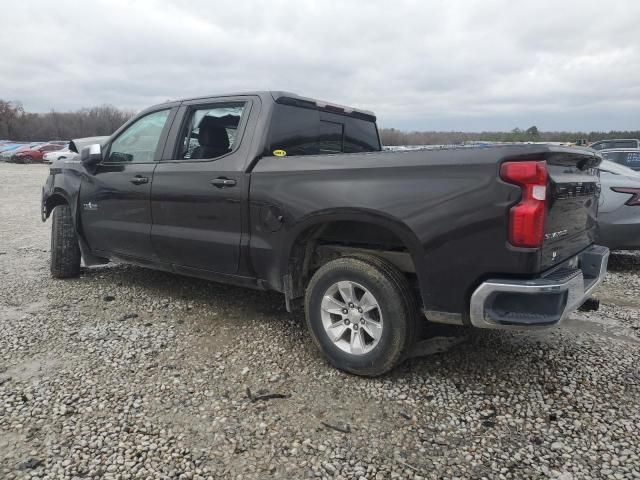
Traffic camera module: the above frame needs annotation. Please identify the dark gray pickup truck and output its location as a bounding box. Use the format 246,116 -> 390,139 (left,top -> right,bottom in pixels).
42,91 -> 609,376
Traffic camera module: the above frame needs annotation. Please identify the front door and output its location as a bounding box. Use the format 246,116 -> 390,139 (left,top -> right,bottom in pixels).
151,100 -> 251,274
80,108 -> 174,260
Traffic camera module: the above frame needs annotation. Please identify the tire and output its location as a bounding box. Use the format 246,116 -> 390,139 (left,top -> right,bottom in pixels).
50,204 -> 81,278
22,155 -> 33,164
305,255 -> 417,376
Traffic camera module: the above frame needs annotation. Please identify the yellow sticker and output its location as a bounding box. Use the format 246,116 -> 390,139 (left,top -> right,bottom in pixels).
273,149 -> 287,157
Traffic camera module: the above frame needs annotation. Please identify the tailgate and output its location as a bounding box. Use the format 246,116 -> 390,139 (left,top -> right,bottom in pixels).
541,150 -> 601,270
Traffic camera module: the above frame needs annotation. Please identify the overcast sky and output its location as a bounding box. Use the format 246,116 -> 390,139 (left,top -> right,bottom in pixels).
1,0 -> 639,131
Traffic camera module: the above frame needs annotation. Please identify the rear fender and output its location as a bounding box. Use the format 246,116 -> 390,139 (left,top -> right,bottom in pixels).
280,209 -> 428,303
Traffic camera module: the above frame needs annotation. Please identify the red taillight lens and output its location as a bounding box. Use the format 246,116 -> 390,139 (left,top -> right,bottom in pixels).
611,187 -> 640,206
500,160 -> 548,248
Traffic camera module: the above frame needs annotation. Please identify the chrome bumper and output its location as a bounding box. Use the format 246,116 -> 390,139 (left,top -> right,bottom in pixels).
469,245 -> 609,329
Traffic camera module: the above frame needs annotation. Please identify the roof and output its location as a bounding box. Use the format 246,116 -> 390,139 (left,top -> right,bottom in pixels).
168,91 -> 377,122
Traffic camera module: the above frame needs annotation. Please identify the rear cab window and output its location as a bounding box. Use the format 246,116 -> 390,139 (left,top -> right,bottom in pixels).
265,103 -> 380,157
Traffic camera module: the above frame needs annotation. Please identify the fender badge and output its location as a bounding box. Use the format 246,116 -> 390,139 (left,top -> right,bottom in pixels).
83,202 -> 98,211
273,149 -> 287,157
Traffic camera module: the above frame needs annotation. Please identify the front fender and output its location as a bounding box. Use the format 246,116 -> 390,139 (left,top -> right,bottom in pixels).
41,161 -> 84,226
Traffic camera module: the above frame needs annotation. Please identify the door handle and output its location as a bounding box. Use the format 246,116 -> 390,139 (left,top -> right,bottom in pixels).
130,176 -> 149,185
210,177 -> 237,188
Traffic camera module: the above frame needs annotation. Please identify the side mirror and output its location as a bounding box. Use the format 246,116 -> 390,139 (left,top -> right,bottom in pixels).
80,144 -> 102,167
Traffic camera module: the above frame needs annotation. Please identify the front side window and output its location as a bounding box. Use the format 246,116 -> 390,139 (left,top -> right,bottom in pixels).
179,103 -> 245,160
108,109 -> 170,163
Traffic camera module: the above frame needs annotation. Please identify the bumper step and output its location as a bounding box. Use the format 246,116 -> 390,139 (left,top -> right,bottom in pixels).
469,245 -> 609,329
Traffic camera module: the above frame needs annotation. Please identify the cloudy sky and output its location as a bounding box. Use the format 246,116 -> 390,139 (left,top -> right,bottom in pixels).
1,0 -> 639,131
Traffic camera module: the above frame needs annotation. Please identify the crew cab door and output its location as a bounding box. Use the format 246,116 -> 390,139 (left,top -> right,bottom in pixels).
150,97 -> 256,274
79,108 -> 175,260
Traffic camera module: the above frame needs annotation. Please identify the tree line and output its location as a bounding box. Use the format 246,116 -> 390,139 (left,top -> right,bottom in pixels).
1,99 -> 637,145
380,126 -> 640,146
0,100 -> 135,142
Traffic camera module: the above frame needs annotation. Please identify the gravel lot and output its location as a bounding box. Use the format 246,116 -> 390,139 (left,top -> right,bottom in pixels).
1,162 -> 639,480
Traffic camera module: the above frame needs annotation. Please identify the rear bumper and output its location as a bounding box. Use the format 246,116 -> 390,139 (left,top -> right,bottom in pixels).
469,245 -> 609,329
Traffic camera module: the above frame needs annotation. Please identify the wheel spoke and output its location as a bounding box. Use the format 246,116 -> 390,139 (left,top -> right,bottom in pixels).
337,281 -> 355,304
349,328 -> 365,354
321,295 -> 346,316
359,291 -> 378,312
362,320 -> 383,340
326,322 -> 348,342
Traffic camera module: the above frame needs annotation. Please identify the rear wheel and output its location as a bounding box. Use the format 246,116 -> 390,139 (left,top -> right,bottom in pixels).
305,255 -> 417,376
50,204 -> 81,278
22,155 -> 33,164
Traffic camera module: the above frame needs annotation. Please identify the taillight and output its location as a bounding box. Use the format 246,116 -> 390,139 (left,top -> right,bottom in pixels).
500,160 -> 548,248
611,187 -> 640,206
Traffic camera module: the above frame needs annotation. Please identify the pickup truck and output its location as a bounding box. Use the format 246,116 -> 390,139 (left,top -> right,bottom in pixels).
41,91 -> 609,376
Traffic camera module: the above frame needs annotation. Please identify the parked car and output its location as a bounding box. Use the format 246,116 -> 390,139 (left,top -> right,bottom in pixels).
590,139 -> 640,151
597,160 -> 640,250
48,140 -> 70,146
599,149 -> 640,171
41,91 -> 608,376
0,142 -> 46,161
43,148 -> 74,164
11,144 -> 65,163
0,143 -> 26,155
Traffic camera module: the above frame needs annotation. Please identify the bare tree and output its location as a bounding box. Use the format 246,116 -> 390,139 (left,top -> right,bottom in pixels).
0,100 -> 135,141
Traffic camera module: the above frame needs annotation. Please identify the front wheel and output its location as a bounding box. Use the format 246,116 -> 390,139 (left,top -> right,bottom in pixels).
305,255 -> 417,376
22,155 -> 33,164
50,204 -> 81,278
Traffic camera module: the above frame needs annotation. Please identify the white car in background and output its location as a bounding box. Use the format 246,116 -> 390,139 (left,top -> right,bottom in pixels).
43,148 -> 74,164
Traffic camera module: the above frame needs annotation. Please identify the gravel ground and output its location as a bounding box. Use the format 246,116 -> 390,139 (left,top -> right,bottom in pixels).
0,162 -> 639,480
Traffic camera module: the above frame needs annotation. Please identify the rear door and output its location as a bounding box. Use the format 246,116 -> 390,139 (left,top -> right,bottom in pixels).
150,96 -> 257,274
80,108 -> 175,260
541,151 -> 601,269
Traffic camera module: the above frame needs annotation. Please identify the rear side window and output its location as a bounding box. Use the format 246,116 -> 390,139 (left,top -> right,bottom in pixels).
266,104 -> 380,157
178,103 -> 245,161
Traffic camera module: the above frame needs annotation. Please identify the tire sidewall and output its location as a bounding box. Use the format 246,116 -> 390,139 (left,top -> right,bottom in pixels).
306,260 -> 408,374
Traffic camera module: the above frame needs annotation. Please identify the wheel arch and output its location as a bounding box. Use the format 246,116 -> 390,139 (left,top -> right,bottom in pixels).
43,190 -> 72,220
280,208 -> 427,309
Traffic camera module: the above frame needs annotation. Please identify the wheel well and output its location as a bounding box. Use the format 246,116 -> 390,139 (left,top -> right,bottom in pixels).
45,194 -> 68,218
285,220 -> 417,306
